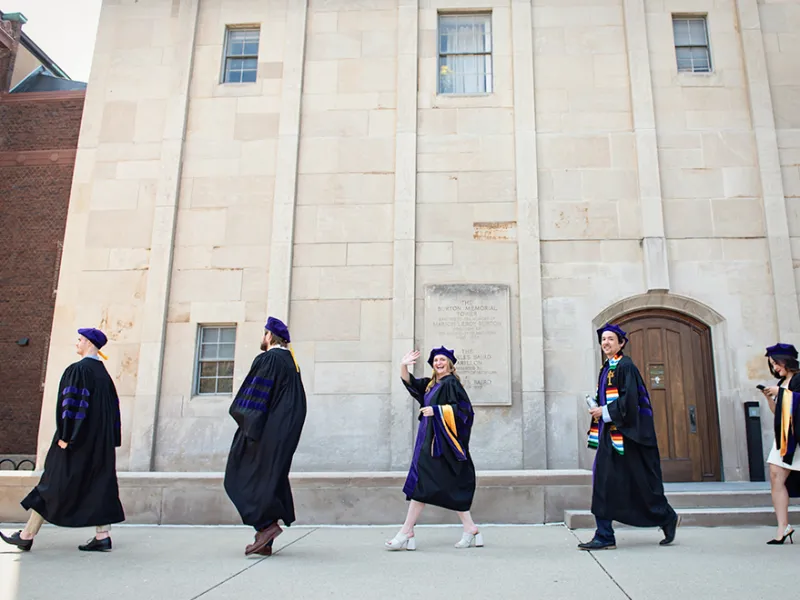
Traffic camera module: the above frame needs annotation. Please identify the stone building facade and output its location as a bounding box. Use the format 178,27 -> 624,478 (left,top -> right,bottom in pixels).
37,0 -> 800,486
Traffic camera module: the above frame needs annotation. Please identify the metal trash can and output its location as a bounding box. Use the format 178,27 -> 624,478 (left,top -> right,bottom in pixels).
744,401 -> 765,482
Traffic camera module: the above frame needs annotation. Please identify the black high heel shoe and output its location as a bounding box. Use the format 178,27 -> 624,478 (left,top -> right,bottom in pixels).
767,527 -> 794,545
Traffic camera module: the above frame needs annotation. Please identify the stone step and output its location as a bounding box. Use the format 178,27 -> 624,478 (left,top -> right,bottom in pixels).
666,490 -> 775,509
565,506 -> 800,529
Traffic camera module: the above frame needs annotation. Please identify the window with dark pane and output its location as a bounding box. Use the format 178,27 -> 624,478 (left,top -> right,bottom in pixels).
438,13 -> 493,95
672,16 -> 711,73
223,27 -> 260,83
195,325 -> 237,395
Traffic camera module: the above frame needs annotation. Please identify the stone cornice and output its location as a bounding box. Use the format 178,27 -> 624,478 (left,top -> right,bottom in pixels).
0,89 -> 85,103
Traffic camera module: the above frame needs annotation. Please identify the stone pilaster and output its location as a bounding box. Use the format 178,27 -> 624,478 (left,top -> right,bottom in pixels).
623,0 -> 669,291
735,0 -> 800,339
389,0 -> 419,469
128,0 -> 200,471
266,0 -> 309,321
514,0 -> 546,468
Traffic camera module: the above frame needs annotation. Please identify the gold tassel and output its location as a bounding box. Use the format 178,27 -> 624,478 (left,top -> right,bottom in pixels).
98,351 -> 108,360
289,344 -> 300,372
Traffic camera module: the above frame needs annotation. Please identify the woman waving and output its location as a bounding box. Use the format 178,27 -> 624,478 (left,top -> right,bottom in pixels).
385,347 -> 481,551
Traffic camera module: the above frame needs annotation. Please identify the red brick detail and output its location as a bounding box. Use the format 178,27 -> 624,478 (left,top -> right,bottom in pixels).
0,149 -> 77,166
0,97 -> 84,152
0,94 -> 83,453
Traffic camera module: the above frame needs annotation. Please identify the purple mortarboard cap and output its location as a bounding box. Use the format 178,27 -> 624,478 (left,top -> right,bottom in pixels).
78,327 -> 108,350
766,343 -> 798,359
596,323 -> 628,344
427,346 -> 457,367
265,316 -> 291,343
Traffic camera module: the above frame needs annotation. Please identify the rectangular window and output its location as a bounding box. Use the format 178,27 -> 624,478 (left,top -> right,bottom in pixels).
222,27 -> 260,83
672,16 -> 711,73
438,13 -> 493,95
195,326 -> 236,395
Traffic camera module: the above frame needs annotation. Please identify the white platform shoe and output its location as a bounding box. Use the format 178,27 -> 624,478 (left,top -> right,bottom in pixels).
455,531 -> 484,549
385,531 -> 416,551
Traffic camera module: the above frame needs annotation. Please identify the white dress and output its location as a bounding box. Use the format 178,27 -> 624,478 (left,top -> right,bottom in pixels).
767,382 -> 800,471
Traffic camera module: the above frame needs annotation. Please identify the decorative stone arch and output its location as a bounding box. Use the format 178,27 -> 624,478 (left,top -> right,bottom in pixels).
593,293 -> 747,482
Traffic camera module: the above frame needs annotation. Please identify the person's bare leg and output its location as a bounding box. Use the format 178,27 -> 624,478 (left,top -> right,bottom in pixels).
770,463 -> 792,539
20,511 -> 45,540
95,525 -> 110,541
400,500 -> 425,536
456,510 -> 479,534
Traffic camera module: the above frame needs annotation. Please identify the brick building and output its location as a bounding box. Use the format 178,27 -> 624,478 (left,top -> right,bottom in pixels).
0,11 -> 86,457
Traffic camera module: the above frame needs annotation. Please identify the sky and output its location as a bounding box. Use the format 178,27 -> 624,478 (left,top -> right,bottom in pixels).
5,0 -> 103,82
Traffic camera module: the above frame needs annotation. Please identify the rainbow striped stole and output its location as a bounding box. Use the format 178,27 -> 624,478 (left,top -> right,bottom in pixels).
587,422 -> 600,449
610,428 -> 624,455
586,354 -> 625,456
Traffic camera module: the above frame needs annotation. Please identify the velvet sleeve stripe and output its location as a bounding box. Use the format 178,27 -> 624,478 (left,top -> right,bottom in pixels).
62,410 -> 87,420
62,386 -> 90,396
236,399 -> 269,412
62,398 -> 89,408
234,376 -> 274,413
240,386 -> 271,401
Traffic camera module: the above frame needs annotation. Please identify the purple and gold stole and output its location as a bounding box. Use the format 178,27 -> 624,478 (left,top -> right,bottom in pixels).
587,354 -> 624,456
431,404 -> 467,461
777,387 -> 799,458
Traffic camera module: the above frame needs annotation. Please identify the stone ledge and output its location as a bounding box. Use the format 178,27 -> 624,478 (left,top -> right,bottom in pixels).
0,470 -> 592,526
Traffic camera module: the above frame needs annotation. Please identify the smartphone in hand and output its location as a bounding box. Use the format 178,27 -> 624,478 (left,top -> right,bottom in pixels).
756,384 -> 766,391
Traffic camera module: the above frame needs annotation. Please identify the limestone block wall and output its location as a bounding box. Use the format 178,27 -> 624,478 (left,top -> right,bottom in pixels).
534,0 -> 643,469
648,0 -> 774,477
290,0 -> 398,470
759,2 -> 800,313
414,2 -> 522,469
36,0 -> 198,470
38,0 -> 800,476
154,0 -> 287,470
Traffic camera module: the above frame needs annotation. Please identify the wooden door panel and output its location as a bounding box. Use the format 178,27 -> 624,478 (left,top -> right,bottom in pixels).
666,327 -> 689,460
618,311 -> 721,482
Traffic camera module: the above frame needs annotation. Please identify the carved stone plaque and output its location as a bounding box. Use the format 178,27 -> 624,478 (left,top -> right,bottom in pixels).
423,284 -> 511,406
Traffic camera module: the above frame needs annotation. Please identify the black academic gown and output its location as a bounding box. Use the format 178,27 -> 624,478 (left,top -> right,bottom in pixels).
591,354 -> 676,528
774,373 -> 800,497
21,357 -> 125,527
402,374 -> 476,512
224,348 -> 307,529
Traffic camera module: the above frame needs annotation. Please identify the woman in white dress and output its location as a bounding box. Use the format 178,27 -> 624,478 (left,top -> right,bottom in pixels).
761,343 -> 800,545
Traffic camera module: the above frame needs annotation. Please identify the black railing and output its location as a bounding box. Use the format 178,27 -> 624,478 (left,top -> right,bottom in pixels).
0,458 -> 35,470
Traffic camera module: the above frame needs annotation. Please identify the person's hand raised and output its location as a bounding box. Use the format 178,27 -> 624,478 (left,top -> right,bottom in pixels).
401,350 -> 420,366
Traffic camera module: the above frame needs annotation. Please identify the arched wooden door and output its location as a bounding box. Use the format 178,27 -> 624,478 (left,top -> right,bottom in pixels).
616,310 -> 722,482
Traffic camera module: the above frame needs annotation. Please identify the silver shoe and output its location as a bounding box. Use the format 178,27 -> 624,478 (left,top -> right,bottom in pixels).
455,531 -> 484,548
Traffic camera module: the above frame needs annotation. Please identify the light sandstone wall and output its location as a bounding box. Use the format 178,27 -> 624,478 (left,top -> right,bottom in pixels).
36,0 -> 195,470
534,0 -> 643,469
759,2 -> 800,321
415,1 -> 523,469
154,0 -> 287,471
289,0 -> 398,471
759,0 -> 800,464
645,0 -> 772,478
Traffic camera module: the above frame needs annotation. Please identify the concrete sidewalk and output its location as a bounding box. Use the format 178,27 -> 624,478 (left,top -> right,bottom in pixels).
0,524 -> 792,599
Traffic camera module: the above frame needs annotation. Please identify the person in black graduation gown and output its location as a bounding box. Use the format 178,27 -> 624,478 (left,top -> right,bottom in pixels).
759,343 -> 800,545
1,328 -> 124,553
579,323 -> 679,551
385,346 -> 482,551
224,316 -> 307,557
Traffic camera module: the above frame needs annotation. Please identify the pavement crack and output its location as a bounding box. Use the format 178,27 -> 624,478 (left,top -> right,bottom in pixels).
568,527 -> 633,600
188,528 -> 319,600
